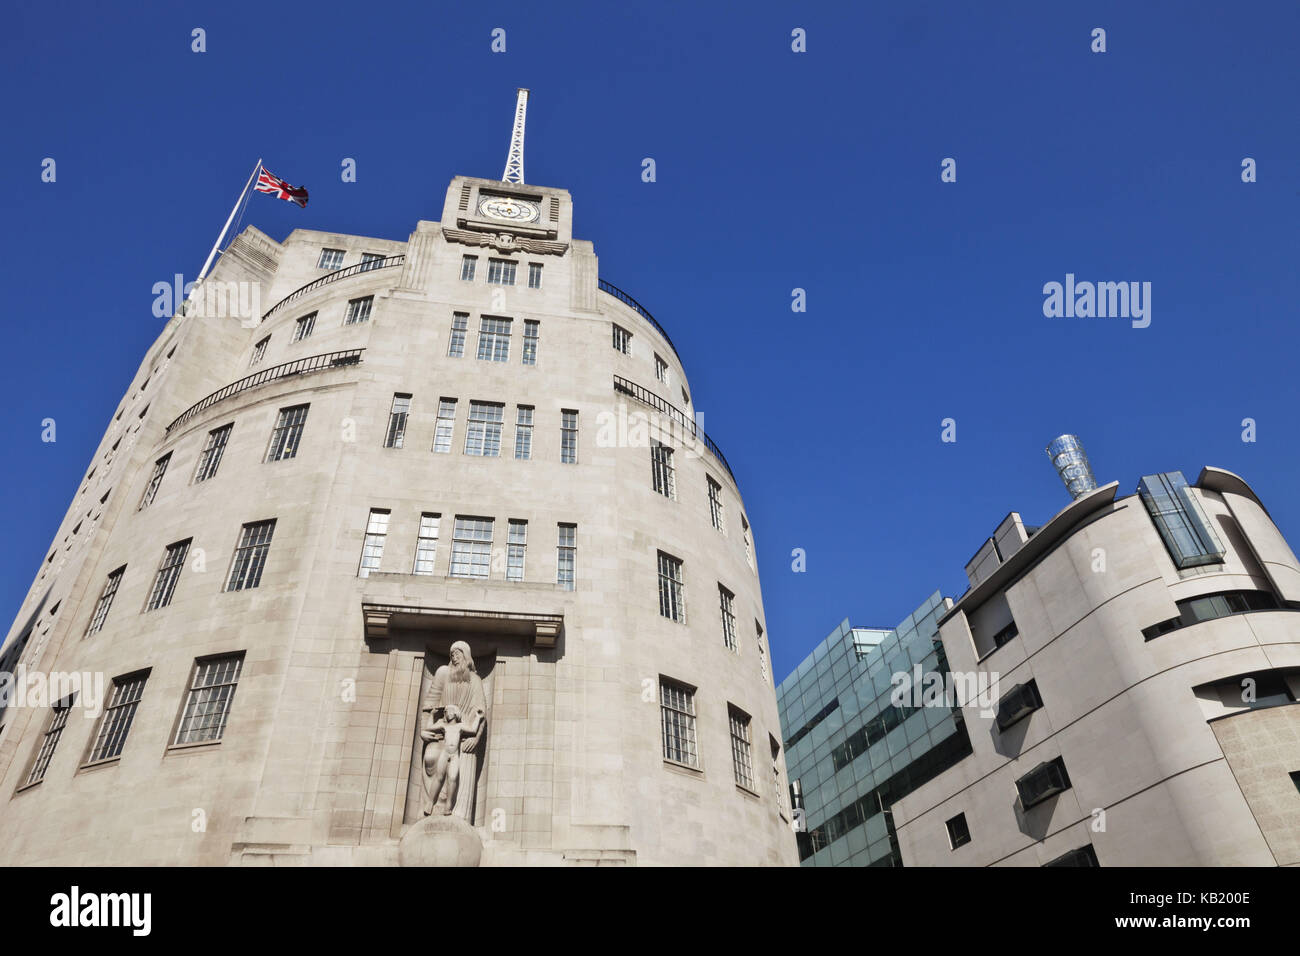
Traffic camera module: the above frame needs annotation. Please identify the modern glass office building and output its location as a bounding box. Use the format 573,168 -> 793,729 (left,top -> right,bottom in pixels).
777,592 -> 973,866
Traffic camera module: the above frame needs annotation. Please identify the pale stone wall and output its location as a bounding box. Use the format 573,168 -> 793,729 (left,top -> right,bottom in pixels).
0,177 -> 798,867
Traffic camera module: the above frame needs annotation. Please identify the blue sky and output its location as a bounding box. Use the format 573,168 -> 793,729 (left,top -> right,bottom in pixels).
3,1 -> 1297,682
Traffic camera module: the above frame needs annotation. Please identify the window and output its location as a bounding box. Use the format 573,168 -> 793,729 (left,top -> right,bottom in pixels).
557,524 -> 576,590
464,401 -> 505,457
448,312 -> 468,358
991,622 -> 1019,649
756,621 -> 769,684
729,706 -> 755,789
527,262 -> 543,289
413,513 -> 440,574
476,316 -> 512,362
1291,771 -> 1300,796
226,519 -> 275,591
173,654 -> 244,746
658,551 -> 685,622
358,509 -> 390,578
770,736 -> 787,814
507,519 -> 527,581
741,515 -> 754,569
450,516 -> 493,579
1138,471 -> 1226,569
651,441 -> 676,499
318,248 -> 344,270
138,453 -> 171,510
250,335 -> 270,367
946,813 -> 972,849
522,319 -> 539,365
344,296 -> 373,325
194,423 -> 233,482
25,694 -> 76,785
1142,589 -> 1279,640
85,566 -> 125,636
360,252 -> 384,271
293,312 -> 316,341
487,258 -> 517,285
707,477 -> 725,532
612,324 -> 631,354
145,539 -> 190,611
719,585 -> 738,651
514,405 -> 534,460
655,354 -> 669,385
433,399 -> 457,454
561,410 -> 578,464
266,404 -> 309,461
460,255 -> 477,281
995,680 -> 1043,731
1016,756 -> 1071,809
660,678 -> 698,767
385,393 -> 412,449
1045,845 -> 1100,867
88,671 -> 148,763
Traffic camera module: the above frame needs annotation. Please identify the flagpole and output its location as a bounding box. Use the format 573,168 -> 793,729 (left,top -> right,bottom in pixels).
196,157 -> 263,283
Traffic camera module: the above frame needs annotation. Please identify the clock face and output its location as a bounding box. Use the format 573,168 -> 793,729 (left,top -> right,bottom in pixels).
478,195 -> 540,223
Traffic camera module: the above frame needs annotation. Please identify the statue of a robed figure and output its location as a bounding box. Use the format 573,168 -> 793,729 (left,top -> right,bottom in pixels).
419,640 -> 487,821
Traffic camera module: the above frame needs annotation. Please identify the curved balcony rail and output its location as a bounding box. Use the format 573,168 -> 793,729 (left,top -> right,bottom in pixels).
166,349 -> 365,434
261,255 -> 405,323
597,279 -> 681,364
613,375 -> 736,485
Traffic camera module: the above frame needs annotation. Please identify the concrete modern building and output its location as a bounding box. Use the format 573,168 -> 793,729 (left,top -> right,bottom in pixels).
781,455 -> 1300,866
0,96 -> 797,866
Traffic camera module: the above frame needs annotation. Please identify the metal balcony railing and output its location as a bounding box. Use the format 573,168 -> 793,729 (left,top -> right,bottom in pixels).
261,255 -> 405,323
612,375 -> 736,484
165,349 -> 364,434
597,279 -> 681,364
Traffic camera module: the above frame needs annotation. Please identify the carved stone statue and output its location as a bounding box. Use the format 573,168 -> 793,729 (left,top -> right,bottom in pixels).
420,641 -> 487,821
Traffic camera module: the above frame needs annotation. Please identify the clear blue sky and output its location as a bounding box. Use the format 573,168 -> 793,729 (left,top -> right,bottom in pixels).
3,1 -> 1297,683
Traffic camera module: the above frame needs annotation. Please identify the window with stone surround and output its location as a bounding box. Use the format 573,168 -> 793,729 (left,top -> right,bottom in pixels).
433,398 -> 457,453
358,509 -> 390,578
413,513 -> 440,574
729,705 -> 755,790
658,551 -> 685,623
660,678 -> 698,768
87,671 -> 149,763
226,519 -> 276,591
145,539 -> 190,611
449,516 -> 494,579
173,653 -> 244,745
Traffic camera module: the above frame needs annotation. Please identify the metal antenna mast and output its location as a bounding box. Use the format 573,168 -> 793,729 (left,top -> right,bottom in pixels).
501,88 -> 530,184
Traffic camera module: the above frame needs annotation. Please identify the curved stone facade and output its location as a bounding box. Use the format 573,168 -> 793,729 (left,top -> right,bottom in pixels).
0,176 -> 798,866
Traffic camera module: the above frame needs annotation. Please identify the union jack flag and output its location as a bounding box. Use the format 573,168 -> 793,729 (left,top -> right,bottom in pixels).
254,166 -> 309,208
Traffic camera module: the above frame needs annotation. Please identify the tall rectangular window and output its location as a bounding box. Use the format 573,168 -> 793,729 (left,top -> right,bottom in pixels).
194,423 -> 233,482
448,312 -> 468,358
358,509 -> 390,577
507,519 -> 527,582
660,678 -> 698,768
612,324 -> 631,354
138,453 -> 171,510
344,296 -> 374,325
742,514 -> 754,569
557,523 -> 576,590
1138,471 -> 1227,569
293,312 -> 317,341
318,248 -> 344,270
464,401 -> 505,457
385,393 -> 412,449
655,354 -> 669,385
460,255 -> 477,281
527,262 -> 543,289
174,654 -> 244,745
449,516 -> 493,579
85,566 -> 125,636
729,706 -> 755,790
514,405 -> 534,460
651,441 -> 676,499
413,513 -> 440,574
359,252 -> 384,271
561,409 -> 578,464
487,258 -> 517,285
658,551 -> 685,623
433,399 -> 457,453
88,671 -> 148,763
266,404 -> 309,461
756,620 -> 769,684
226,519 -> 276,591
719,584 -> 738,651
145,539 -> 190,611
250,335 -> 270,367
25,694 -> 76,785
476,316 -> 512,362
522,319 -> 539,365
707,476 -> 725,532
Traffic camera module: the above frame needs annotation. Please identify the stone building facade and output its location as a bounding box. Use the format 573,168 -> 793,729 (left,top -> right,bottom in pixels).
0,172 -> 798,866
